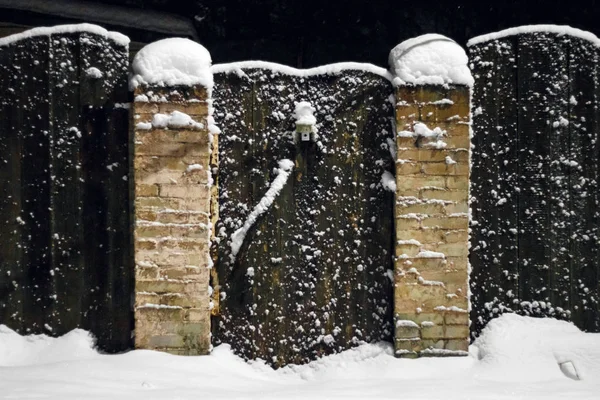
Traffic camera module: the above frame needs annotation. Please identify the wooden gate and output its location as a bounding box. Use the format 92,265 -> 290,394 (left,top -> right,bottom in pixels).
469,30 -> 600,336
212,66 -> 395,366
0,28 -> 132,351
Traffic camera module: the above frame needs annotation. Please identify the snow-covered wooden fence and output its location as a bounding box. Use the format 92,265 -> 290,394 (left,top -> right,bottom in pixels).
211,65 -> 396,366
0,26 -> 132,351
469,26 -> 600,337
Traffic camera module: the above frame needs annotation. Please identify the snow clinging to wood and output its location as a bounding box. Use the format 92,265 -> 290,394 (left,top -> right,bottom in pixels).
467,24 -> 600,47
389,34 -> 473,87
130,38 -> 213,90
0,23 -> 129,47
230,159 -> 295,260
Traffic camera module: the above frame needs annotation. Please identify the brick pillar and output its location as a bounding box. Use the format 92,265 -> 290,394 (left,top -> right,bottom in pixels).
132,85 -> 214,355
393,85 -> 471,357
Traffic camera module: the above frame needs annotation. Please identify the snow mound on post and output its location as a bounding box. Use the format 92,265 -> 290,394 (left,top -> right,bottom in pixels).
389,34 -> 473,87
0,325 -> 97,367
130,38 -> 213,89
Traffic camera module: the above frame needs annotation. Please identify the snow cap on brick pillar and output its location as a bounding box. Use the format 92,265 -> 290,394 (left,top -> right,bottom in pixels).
389,34 -> 472,358
130,38 -> 219,356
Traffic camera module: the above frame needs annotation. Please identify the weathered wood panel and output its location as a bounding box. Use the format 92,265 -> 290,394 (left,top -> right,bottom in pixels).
0,31 -> 132,351
212,68 -> 394,366
469,32 -> 600,336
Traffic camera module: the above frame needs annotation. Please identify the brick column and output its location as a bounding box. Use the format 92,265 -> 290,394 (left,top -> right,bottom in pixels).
132,85 -> 214,355
393,85 -> 471,357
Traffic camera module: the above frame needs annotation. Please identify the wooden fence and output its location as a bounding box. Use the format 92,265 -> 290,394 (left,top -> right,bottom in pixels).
211,67 -> 396,366
0,30 -> 132,351
469,31 -> 600,336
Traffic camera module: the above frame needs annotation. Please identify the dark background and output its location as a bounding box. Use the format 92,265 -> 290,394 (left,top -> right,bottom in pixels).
116,0 -> 600,66
2,0 -> 600,67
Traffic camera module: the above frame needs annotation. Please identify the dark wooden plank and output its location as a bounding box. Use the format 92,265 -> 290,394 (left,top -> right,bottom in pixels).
516,33 -> 566,318
48,33 -> 85,334
17,37 -> 54,334
79,33 -> 132,351
568,38 -> 600,331
0,42 -> 25,332
211,70 -> 260,360
469,38 -> 521,336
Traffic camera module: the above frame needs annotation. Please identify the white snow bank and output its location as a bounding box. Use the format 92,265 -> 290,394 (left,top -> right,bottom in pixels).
3,314 -> 600,399
389,34 -> 473,87
0,23 -> 129,47
211,61 -> 393,81
468,24 -> 600,47
130,38 -> 213,89
0,325 -> 97,366
473,314 -> 600,382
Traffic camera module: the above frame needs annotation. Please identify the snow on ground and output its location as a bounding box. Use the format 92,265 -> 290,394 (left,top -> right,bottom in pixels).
1,314 -> 600,400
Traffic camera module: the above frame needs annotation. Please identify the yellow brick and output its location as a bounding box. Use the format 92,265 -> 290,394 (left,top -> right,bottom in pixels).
423,242 -> 468,257
445,257 -> 468,271
395,243 -> 421,257
158,266 -> 210,282
395,312 -> 444,326
444,325 -> 469,339
396,161 -> 422,175
395,216 -> 421,230
395,104 -> 420,119
159,184 -> 210,199
136,184 -> 159,197
444,201 -> 469,214
445,338 -> 469,352
421,189 -> 467,202
421,216 -> 468,230
397,229 -> 445,244
442,135 -> 471,149
445,176 -> 469,190
136,249 -> 207,266
158,102 -> 208,116
135,129 -> 210,145
445,312 -> 469,325
397,175 -> 446,192
397,136 -> 417,148
397,202 -> 446,215
136,170 -> 185,185
136,142 -> 209,157
435,123 -> 471,138
421,162 -> 469,176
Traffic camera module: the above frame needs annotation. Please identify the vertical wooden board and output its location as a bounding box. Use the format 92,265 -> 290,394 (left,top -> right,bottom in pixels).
48,33 -> 85,334
79,34 -> 132,351
16,37 -> 54,333
469,38 -> 521,336
516,34 -> 566,317
211,71 -> 261,359
0,43 -> 24,331
307,71 -> 394,353
545,36 -> 572,318
492,38 -> 520,320
469,40 -> 502,335
245,70 -> 301,363
568,38 -> 600,331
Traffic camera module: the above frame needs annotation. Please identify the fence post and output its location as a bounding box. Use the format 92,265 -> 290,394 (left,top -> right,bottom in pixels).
389,34 -> 473,357
130,38 -> 217,355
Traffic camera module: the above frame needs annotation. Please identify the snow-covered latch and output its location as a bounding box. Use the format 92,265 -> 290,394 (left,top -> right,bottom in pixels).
294,101 -> 317,142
